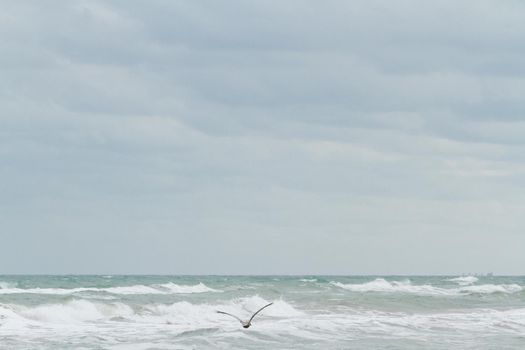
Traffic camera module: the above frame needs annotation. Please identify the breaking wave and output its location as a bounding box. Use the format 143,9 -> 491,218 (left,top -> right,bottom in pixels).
0,281 -> 16,289
0,296 -> 298,329
459,284 -> 523,294
2,276 -> 525,348
2,299 -> 525,344
447,276 -> 479,286
157,282 -> 219,294
20,300 -> 134,324
331,278 -> 523,296
299,278 -> 318,283
0,282 -> 220,295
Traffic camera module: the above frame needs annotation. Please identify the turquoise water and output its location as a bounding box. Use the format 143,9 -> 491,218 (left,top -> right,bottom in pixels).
1,275 -> 524,349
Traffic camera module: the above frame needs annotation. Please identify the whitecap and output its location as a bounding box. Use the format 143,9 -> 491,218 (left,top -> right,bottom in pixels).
0,283 -> 221,295
103,285 -> 167,295
447,276 -> 479,286
155,282 -> 220,294
0,281 -> 16,289
330,278 -> 523,296
12,300 -> 134,325
0,295 -> 298,332
0,287 -> 90,295
133,295 -> 302,328
330,278 -> 449,296
459,284 -> 522,294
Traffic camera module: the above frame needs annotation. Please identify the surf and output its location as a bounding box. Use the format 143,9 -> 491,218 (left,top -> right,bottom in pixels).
330,278 -> 523,296
0,282 -> 220,295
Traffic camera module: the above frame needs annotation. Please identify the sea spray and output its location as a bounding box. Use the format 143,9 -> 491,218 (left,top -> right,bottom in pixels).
330,278 -> 523,296
0,275 -> 524,349
0,283 -> 221,295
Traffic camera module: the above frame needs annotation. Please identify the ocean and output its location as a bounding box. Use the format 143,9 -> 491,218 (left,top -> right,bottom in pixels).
0,275 -> 524,349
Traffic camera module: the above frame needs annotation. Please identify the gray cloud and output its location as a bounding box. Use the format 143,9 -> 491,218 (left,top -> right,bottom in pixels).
1,1 -> 524,274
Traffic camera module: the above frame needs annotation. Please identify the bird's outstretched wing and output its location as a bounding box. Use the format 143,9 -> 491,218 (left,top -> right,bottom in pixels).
217,310 -> 243,324
248,302 -> 273,324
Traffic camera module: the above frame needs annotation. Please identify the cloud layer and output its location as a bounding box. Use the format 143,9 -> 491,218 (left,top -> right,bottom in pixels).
1,0 -> 525,274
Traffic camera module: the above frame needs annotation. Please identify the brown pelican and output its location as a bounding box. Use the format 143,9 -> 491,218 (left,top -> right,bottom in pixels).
217,302 -> 273,328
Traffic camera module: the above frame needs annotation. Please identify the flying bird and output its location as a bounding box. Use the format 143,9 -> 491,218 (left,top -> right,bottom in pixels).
217,302 -> 273,328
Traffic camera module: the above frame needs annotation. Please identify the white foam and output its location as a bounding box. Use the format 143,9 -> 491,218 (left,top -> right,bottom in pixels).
0,287 -> 89,295
235,295 -> 303,318
448,276 -> 479,285
0,281 -> 16,289
331,278 -> 449,295
0,283 -> 220,295
3,298 -> 525,345
0,304 -> 23,320
135,295 -> 302,327
459,284 -> 522,294
331,278 -> 523,296
104,285 -> 167,295
19,300 -> 134,324
0,295 -> 298,331
155,282 -> 220,294
314,307 -> 525,338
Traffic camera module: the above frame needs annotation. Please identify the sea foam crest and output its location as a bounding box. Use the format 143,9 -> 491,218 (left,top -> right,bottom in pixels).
305,307 -> 525,336
331,278 -> 523,296
156,282 -> 220,294
447,276 -> 479,286
330,279 -> 449,295
19,300 -> 134,324
0,287 -> 87,295
0,296 -> 299,330
0,281 -> 16,289
0,283 -> 220,295
4,301 -> 525,340
103,285 -> 166,295
459,284 -> 523,294
236,295 -> 303,317
142,295 -> 302,325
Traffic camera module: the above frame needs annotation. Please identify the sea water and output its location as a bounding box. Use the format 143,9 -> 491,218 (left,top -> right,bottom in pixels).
1,275 -> 524,349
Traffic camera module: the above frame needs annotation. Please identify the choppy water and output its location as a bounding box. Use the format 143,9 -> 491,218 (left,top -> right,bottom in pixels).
1,275 -> 524,349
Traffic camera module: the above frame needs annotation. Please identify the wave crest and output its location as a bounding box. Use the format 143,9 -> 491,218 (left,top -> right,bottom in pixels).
0,281 -> 16,289
0,296 -> 298,329
156,282 -> 219,294
447,276 -> 479,286
20,300 -> 134,324
0,283 -> 220,295
331,278 -> 523,296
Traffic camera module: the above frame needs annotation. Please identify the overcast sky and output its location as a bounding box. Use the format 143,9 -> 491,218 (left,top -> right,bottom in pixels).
1,0 -> 525,274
